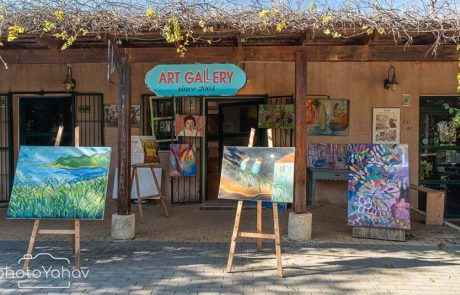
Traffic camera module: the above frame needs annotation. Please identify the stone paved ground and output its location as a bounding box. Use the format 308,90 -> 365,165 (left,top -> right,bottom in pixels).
0,240 -> 459,294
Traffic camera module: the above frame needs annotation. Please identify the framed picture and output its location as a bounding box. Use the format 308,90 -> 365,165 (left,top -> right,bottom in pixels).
306,99 -> 349,136
372,108 -> 400,144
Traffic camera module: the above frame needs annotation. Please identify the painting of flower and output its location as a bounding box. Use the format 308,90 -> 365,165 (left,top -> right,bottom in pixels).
258,104 -> 294,129
347,144 -> 410,229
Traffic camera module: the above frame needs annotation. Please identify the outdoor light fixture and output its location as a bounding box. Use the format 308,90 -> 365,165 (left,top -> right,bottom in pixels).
384,66 -> 399,91
63,63 -> 76,92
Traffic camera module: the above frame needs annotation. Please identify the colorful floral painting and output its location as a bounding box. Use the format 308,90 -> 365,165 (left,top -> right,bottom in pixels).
307,143 -> 347,169
347,144 -> 410,230
218,147 -> 295,203
258,104 -> 295,129
306,99 -> 349,136
169,144 -> 196,176
7,146 -> 111,220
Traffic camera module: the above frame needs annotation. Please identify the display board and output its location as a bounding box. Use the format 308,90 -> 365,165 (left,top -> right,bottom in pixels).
7,146 -> 111,220
347,144 -> 410,229
112,167 -> 162,199
218,147 -> 295,203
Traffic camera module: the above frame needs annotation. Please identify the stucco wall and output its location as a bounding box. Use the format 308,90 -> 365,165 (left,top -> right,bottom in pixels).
1,61 -> 458,205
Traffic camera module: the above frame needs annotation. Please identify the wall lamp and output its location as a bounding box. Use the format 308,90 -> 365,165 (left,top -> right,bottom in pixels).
384,66 -> 399,91
63,63 -> 76,92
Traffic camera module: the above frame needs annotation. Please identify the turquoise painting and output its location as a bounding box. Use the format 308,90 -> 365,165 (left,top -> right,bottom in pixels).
7,146 -> 111,220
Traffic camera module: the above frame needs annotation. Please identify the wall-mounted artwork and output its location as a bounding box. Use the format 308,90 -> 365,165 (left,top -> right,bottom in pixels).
7,146 -> 111,220
169,144 -> 196,176
131,136 -> 160,165
347,144 -> 410,230
372,108 -> 400,144
307,143 -> 347,169
104,104 -> 141,128
175,114 -> 205,137
258,104 -> 295,129
218,147 -> 295,203
306,99 -> 349,136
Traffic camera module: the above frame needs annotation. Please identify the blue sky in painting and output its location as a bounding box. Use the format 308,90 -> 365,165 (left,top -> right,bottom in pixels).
18,146 -> 109,165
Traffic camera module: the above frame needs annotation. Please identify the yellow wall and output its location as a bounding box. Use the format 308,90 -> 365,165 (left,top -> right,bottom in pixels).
1,61 -> 458,205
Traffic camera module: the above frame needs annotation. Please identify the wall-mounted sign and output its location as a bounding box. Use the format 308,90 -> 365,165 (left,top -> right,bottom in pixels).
145,64 -> 247,97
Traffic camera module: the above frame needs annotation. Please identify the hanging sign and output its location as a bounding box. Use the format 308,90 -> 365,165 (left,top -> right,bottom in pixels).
145,64 -> 247,97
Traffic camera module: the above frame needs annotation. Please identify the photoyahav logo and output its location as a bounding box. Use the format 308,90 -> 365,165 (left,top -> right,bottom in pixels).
0,253 -> 89,289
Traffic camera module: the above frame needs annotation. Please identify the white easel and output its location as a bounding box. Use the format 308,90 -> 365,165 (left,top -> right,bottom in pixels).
24,126 -> 81,270
226,128 -> 283,277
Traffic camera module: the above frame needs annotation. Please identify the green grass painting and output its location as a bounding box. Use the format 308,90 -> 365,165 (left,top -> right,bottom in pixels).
7,146 -> 111,220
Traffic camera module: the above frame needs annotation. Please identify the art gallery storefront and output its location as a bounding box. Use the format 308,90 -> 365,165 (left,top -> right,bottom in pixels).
1,53 -> 460,228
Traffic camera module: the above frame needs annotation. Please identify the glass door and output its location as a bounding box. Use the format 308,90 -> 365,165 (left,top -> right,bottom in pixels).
419,96 -> 460,218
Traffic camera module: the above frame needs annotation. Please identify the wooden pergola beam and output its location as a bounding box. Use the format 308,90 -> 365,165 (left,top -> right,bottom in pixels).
0,45 -> 457,64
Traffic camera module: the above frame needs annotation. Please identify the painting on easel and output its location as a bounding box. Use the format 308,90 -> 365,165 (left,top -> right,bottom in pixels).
218,147 -> 295,203
7,146 -> 111,220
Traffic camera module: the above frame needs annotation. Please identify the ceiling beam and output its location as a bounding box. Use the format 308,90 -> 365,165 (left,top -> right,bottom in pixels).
0,45 -> 457,64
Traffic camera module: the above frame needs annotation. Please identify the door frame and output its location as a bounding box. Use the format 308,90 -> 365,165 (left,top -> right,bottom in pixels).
19,96 -> 75,146
203,95 -> 267,201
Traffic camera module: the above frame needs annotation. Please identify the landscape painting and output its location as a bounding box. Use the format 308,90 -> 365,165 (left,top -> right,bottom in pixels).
258,104 -> 295,129
169,144 -> 196,176
347,144 -> 410,230
218,147 -> 295,203
306,99 -> 349,136
307,143 -> 347,169
7,146 -> 111,220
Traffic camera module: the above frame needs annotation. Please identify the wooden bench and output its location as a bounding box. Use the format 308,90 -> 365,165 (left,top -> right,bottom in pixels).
409,184 -> 445,226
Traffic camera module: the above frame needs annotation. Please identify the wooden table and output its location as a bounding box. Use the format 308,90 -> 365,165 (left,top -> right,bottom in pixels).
308,168 -> 347,207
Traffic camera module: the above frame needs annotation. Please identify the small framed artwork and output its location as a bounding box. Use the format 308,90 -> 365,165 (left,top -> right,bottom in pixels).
372,108 -> 400,144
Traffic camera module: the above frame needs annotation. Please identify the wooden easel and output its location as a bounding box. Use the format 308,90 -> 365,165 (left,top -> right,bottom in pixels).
24,126 -> 81,270
131,163 -> 169,220
226,128 -> 283,277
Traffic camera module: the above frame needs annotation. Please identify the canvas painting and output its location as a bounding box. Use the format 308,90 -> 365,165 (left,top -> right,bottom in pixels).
258,104 -> 295,129
307,143 -> 347,169
218,147 -> 295,203
7,146 -> 111,220
131,136 -> 160,165
175,114 -> 206,137
306,99 -> 349,136
169,144 -> 196,176
347,144 -> 410,230
372,108 -> 400,144
104,104 -> 141,128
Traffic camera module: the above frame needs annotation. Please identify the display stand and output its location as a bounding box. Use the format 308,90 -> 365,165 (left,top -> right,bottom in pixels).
24,126 -> 81,270
131,163 -> 169,220
226,128 -> 283,278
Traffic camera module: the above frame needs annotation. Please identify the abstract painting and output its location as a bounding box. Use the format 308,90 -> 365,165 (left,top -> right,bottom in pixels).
347,144 -> 410,229
218,147 -> 295,203
7,146 -> 111,220
169,144 -> 196,176
175,114 -> 206,137
258,104 -> 295,129
306,99 -> 349,136
307,143 -> 347,169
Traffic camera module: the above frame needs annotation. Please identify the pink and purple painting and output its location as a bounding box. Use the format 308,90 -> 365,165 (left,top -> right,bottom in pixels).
169,144 -> 196,176
307,143 -> 347,169
347,144 -> 410,230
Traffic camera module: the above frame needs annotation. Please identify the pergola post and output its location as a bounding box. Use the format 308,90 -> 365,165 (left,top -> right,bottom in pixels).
294,51 -> 308,214
117,53 -> 131,215
288,51 -> 312,241
112,53 -> 135,240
